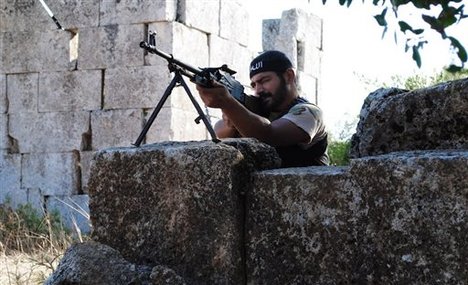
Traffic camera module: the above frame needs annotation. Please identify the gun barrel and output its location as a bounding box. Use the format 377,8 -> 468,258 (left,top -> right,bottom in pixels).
140,41 -> 202,75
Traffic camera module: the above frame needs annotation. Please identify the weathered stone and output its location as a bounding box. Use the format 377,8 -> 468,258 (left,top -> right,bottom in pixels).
0,114 -> 8,150
1,0 -> 99,31
39,70 -> 102,112
1,30 -> 69,73
178,0 -> 220,35
150,265 -> 187,285
0,74 -> 6,113
297,71 -> 318,104
144,107 -> 210,143
262,19 -> 281,51
9,111 -> 90,153
219,0 -> 249,47
88,140 -> 280,284
99,0 -> 177,26
79,24 -> 144,70
103,65 -> 172,110
246,167 -> 362,284
209,35 -> 255,85
0,154 -> 22,203
79,151 -> 96,194
45,241 -> 153,285
22,151 -> 80,196
90,109 -> 142,150
46,195 -> 90,234
7,73 -> 38,113
27,188 -> 45,213
350,79 -> 468,158
349,150 -> 468,284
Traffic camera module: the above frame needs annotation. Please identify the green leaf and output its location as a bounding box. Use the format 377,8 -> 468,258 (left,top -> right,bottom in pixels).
398,21 -> 412,33
448,36 -> 468,62
438,6 -> 458,27
446,64 -> 462,73
374,8 -> 388,26
422,14 -> 445,34
412,46 -> 422,68
339,0 -> 347,6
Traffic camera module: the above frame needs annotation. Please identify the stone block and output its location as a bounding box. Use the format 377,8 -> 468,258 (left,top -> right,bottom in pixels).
104,65 -> 171,110
9,111 -> 90,153
349,150 -> 468,284
300,44 -> 321,78
27,188 -> 45,213
350,79 -> 468,158
2,30 -> 70,73
146,22 -> 209,70
279,9 -> 322,50
0,74 -> 6,113
22,151 -> 80,196
262,19 -> 280,51
178,0 -> 220,35
39,70 -> 102,112
79,151 -> 96,194
1,0 -> 99,32
7,73 -> 38,113
46,194 -> 90,234
99,0 -> 176,26
79,24 -> 144,70
88,140 -> 280,284
0,114 -> 8,150
144,107 -> 209,143
91,109 -> 143,150
219,0 -> 249,47
0,154 -> 21,202
246,167 -> 364,284
209,35 -> 255,85
297,72 -> 318,104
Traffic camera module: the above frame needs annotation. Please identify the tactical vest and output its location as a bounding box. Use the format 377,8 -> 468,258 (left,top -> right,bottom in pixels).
269,97 -> 329,167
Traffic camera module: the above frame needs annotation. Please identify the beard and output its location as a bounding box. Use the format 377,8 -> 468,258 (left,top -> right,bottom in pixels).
258,76 -> 288,112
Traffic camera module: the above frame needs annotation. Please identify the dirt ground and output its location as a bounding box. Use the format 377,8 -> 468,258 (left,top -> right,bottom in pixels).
0,252 -> 58,285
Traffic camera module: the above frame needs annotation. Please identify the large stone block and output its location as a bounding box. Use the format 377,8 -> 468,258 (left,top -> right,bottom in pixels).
7,73 -> 38,113
350,79 -> 468,158
39,70 -> 102,112
178,0 -> 220,35
103,65 -> 171,110
79,24 -> 144,70
1,0 -> 99,32
246,167 -> 363,284
90,109 -> 142,150
146,22 -> 209,70
99,0 -> 177,26
144,106 -> 210,143
88,140 -> 280,284
22,151 -> 80,196
219,0 -> 249,47
2,30 -> 70,73
349,150 -> 468,284
297,72 -> 318,104
79,151 -> 96,194
9,111 -> 90,153
209,35 -> 255,85
0,114 -> 8,150
0,74 -> 6,113
0,154 -> 21,202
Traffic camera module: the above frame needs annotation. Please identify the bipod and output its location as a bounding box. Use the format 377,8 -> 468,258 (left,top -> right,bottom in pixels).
133,70 -> 220,146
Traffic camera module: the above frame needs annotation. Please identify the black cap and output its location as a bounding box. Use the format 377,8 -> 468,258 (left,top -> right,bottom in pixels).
249,50 -> 293,78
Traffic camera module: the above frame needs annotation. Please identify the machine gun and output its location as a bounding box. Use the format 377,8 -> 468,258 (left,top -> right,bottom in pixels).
133,32 -> 262,146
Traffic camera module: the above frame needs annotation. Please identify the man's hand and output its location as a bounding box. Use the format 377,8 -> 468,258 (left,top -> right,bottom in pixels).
196,81 -> 234,109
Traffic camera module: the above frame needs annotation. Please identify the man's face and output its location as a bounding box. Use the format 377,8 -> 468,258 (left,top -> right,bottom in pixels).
250,71 -> 288,112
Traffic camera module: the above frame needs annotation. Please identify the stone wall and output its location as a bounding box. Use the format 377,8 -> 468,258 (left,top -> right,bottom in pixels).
46,140 -> 467,284
0,1 -> 323,231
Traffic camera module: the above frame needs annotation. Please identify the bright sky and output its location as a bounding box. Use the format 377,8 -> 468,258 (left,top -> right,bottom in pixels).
243,0 -> 468,139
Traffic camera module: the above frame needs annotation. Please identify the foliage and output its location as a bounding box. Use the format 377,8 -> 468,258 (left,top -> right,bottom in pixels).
384,67 -> 468,89
322,0 -> 467,71
0,201 -> 83,284
328,140 -> 351,166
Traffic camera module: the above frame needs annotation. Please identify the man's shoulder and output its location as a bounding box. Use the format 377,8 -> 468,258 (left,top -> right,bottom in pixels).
288,102 -> 322,118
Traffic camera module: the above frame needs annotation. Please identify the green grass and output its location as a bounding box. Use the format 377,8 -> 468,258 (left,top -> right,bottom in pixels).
328,140 -> 351,166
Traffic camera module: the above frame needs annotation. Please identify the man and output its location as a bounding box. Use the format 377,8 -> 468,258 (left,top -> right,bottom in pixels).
196,50 -> 329,167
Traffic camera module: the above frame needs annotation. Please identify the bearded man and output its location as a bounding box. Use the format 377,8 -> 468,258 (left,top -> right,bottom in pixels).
196,50 -> 329,167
